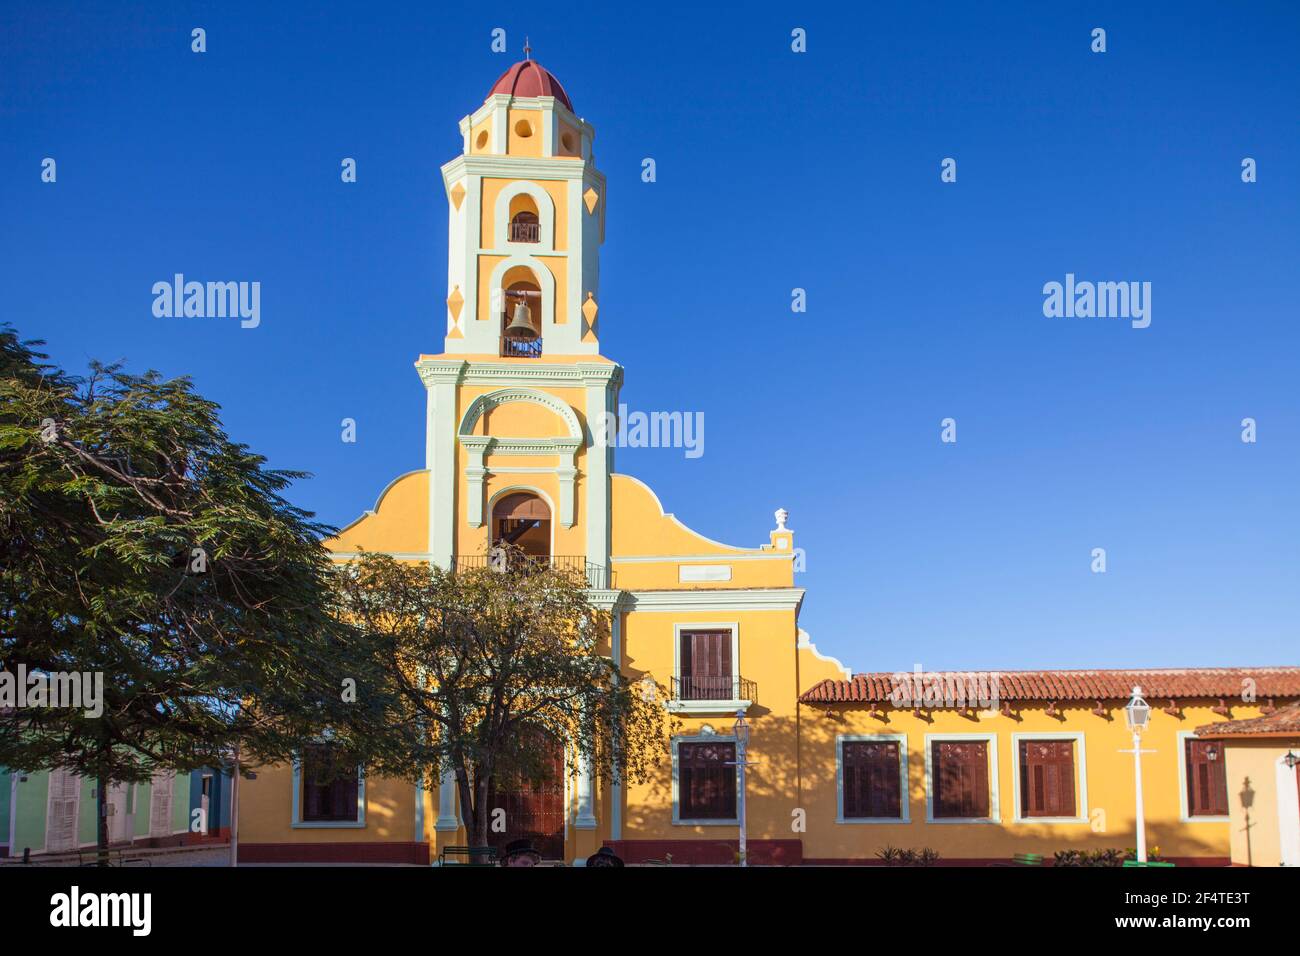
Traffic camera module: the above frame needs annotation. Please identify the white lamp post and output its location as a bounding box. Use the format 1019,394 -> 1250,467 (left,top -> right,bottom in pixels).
1124,686 -> 1152,863
732,710 -> 750,868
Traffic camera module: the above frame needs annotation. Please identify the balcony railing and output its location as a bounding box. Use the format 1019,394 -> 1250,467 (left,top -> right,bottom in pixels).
500,325 -> 543,358
509,219 -> 540,243
453,554 -> 616,590
670,675 -> 757,703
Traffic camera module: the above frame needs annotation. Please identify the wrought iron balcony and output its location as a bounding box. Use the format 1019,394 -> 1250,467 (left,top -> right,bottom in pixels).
670,675 -> 757,704
453,554 -> 616,590
500,326 -> 543,358
509,219 -> 540,243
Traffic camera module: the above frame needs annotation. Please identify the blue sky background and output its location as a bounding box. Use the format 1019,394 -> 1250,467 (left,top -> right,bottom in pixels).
3,1 -> 1297,674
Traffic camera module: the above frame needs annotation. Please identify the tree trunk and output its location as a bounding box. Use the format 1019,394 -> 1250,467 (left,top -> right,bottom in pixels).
474,774 -> 491,847
95,770 -> 110,865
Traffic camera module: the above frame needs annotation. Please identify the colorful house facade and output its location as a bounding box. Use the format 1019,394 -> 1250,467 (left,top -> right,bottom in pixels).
234,56 -> 1300,866
2,767 -> 191,859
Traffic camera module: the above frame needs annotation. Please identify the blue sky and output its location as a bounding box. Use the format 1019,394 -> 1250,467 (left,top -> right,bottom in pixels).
3,2 -> 1297,673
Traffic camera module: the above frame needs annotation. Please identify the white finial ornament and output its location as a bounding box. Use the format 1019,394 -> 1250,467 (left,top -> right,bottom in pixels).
774,508 -> 789,531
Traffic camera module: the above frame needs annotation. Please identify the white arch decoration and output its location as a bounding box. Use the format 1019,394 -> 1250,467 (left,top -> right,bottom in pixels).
457,387 -> 583,528
494,180 -> 557,253
486,255 -> 557,330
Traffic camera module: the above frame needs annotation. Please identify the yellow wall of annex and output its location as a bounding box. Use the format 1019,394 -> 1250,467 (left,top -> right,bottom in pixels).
1220,740 -> 1299,867
792,701 -> 1264,862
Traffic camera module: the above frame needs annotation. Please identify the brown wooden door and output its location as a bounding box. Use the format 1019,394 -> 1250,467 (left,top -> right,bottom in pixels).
486,729 -> 565,860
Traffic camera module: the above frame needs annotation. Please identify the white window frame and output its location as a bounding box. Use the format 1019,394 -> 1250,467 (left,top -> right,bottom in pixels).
1010,731 -> 1088,824
292,750 -> 366,829
668,622 -> 749,715
671,733 -> 740,826
1176,730 -> 1229,823
923,733 -> 1000,824
836,734 -> 910,824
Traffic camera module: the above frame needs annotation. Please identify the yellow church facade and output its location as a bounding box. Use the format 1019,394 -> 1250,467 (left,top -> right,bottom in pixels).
234,58 -> 1300,866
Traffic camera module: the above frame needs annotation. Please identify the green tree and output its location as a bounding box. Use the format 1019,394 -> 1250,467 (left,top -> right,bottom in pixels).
0,327 -> 388,860
333,548 -> 671,849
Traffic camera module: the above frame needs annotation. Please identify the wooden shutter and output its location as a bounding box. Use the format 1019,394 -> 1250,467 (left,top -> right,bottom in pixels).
678,742 -> 736,819
302,744 -> 359,822
1185,739 -> 1228,816
1019,740 -> 1075,817
149,772 -> 174,837
933,740 -> 990,818
843,741 -> 902,819
46,769 -> 80,852
680,630 -> 732,700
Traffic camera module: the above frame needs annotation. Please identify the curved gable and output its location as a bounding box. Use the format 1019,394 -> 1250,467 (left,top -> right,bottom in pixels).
326,470 -> 429,556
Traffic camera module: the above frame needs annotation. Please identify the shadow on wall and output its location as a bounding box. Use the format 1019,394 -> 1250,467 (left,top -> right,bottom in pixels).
617,709 -> 1229,865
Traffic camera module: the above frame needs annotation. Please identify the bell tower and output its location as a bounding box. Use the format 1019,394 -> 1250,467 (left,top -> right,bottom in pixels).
415,51 -> 620,576
438,50 -> 605,356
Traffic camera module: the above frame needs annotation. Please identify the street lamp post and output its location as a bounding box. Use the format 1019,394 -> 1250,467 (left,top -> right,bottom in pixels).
732,710 -> 750,868
1124,685 -> 1152,863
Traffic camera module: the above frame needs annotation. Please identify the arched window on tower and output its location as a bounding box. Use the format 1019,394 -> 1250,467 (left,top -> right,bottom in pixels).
500,273 -> 543,358
508,195 -> 541,243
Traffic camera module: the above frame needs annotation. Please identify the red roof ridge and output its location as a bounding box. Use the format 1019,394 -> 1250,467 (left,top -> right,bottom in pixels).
799,665 -> 1300,704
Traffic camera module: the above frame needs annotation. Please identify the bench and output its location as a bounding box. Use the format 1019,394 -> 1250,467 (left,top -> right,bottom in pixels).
438,845 -> 497,866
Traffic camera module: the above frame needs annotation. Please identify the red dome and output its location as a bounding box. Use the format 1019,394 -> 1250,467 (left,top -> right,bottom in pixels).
488,59 -> 573,110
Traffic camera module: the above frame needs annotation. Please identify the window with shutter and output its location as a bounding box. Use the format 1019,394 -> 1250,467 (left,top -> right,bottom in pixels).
679,630 -> 733,700
842,741 -> 903,819
301,744 -> 361,822
1184,738 -> 1228,817
677,741 -> 737,820
45,769 -> 80,852
1019,739 -> 1077,818
149,772 -> 174,838
932,740 -> 991,819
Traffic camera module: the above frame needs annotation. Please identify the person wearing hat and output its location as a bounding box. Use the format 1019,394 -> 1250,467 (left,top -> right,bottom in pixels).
585,846 -> 624,868
500,839 -> 543,867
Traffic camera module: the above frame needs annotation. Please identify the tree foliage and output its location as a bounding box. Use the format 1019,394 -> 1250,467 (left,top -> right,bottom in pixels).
333,548 -> 671,845
0,326 -> 384,851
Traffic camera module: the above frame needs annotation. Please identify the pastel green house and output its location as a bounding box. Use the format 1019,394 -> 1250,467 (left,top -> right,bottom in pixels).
3,766 -> 190,858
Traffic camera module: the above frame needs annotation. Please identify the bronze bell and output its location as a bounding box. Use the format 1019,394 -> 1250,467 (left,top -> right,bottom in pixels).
504,300 -> 538,340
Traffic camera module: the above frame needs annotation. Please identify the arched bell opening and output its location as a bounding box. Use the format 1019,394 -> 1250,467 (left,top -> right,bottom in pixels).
492,491 -> 551,560
500,266 -> 543,358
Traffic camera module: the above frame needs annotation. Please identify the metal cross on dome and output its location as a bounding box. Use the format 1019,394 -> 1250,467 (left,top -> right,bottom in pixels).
524,37 -> 532,60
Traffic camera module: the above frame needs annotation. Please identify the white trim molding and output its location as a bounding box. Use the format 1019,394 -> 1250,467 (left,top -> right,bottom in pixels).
923,733 -> 1001,824
836,734 -> 910,824
1009,731 -> 1089,824
625,588 -> 805,614
671,733 -> 741,826
291,756 -> 366,829
1176,730 -> 1230,823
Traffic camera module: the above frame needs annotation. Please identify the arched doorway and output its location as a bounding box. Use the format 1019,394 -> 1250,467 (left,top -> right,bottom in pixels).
492,492 -> 550,559
485,726 -> 565,861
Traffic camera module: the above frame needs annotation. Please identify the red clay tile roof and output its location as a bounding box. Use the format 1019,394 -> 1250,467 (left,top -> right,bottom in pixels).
1196,700 -> 1300,737
799,667 -> 1300,704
